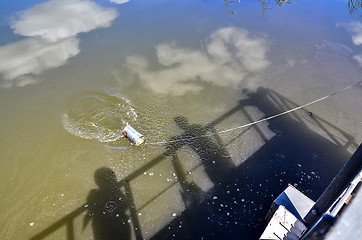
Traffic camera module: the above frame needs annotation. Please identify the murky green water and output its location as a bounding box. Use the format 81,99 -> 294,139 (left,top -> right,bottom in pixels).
0,0 -> 361,239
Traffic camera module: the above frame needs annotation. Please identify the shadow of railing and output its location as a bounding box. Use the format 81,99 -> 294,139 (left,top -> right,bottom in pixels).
30,87 -> 358,240
264,88 -> 358,150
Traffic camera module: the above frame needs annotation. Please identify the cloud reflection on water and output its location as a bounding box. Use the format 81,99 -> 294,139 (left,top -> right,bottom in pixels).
338,22 -> 362,68
346,22 -> 362,67
354,55 -> 362,67
110,0 -> 130,4
11,0 -> 117,42
126,27 -> 270,96
0,37 -> 80,86
343,22 -> 362,46
0,0 -> 117,88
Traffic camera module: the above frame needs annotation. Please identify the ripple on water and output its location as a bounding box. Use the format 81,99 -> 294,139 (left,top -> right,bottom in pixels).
62,92 -> 175,150
275,153 -> 286,162
105,201 -> 117,212
62,92 -> 138,143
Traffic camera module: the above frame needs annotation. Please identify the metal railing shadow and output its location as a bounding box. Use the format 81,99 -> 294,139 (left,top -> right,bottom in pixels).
264,88 -> 358,150
30,87 -> 358,240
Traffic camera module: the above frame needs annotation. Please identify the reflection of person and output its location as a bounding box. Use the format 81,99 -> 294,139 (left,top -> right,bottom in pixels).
84,167 -> 131,240
167,116 -> 234,184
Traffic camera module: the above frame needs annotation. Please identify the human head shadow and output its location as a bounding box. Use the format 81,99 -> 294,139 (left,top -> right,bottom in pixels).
84,167 -> 131,240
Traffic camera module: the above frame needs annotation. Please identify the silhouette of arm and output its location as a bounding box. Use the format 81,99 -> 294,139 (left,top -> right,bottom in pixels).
83,189 -> 97,230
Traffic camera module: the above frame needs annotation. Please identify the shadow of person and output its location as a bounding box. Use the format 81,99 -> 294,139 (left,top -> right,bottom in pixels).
240,87 -> 289,133
167,116 -> 235,186
83,167 -> 131,240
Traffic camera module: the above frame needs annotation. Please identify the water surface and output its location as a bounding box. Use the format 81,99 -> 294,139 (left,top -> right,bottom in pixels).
0,0 -> 361,239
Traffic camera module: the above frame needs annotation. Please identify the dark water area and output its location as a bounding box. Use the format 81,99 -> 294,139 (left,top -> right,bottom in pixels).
151,87 -> 354,240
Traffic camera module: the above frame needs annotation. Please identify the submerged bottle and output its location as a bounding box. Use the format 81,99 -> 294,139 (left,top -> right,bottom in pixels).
122,125 -> 145,146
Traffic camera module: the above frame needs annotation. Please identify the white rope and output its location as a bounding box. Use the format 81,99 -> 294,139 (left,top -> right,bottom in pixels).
146,81 -> 362,145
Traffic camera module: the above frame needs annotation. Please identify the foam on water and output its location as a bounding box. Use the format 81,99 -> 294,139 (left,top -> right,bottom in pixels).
62,91 -> 175,147
62,92 -> 137,143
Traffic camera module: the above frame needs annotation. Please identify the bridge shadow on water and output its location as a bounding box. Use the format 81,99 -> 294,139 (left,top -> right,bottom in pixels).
30,87 -> 358,240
